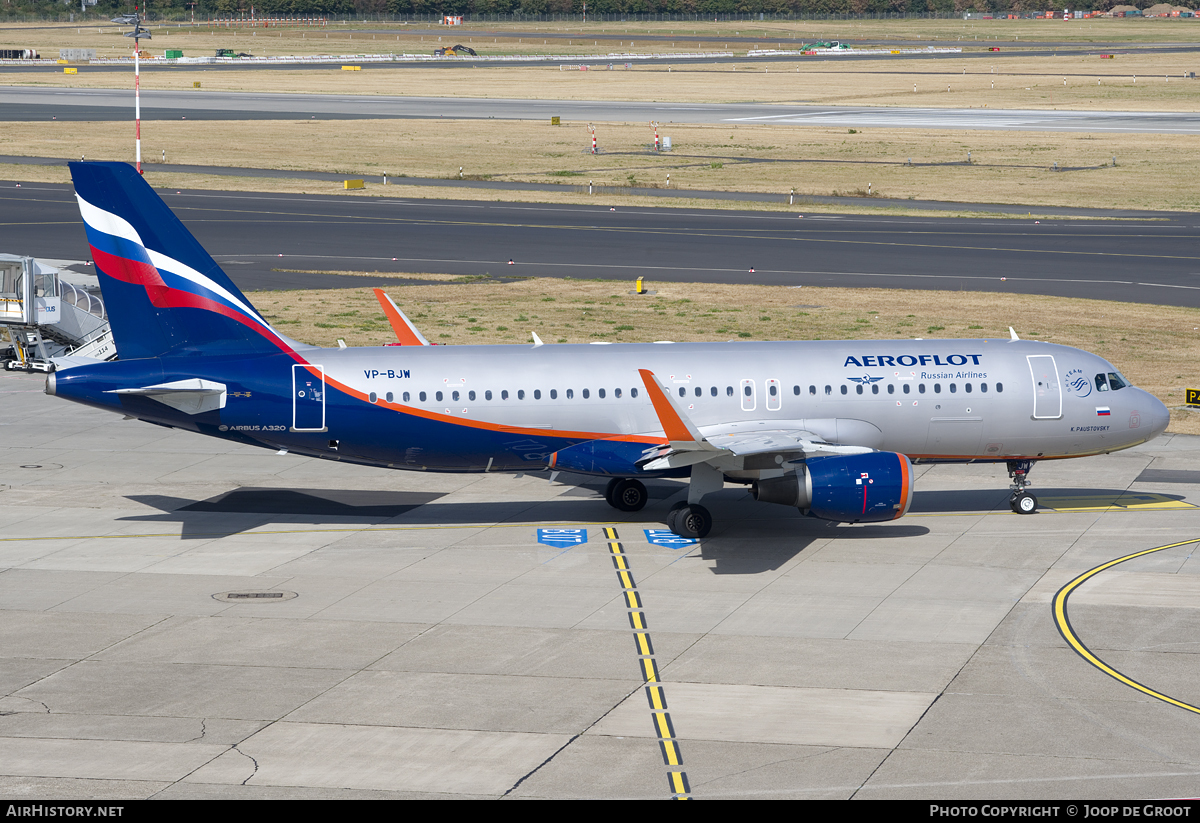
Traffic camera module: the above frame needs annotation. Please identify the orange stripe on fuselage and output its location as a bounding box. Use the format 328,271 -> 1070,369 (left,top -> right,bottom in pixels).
303,363 -> 664,445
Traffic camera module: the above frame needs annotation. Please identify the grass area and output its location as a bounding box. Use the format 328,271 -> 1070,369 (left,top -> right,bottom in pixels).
8,18 -> 1200,63
4,116 -> 1199,212
7,51 -> 1200,112
250,276 -> 1200,434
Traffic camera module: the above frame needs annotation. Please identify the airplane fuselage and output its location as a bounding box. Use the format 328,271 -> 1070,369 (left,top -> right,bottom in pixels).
49,337 -> 1169,476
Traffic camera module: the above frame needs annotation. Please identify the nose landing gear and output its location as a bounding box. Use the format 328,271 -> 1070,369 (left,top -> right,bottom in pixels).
1008,459 -> 1038,514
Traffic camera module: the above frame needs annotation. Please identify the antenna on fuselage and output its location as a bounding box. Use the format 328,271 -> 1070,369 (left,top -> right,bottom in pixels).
1009,327 -> 1020,340
531,332 -> 544,348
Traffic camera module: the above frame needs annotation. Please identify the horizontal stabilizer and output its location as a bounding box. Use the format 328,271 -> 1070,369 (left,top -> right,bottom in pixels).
108,378 -> 227,415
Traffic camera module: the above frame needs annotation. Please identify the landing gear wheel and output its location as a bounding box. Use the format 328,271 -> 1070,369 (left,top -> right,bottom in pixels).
666,501 -> 688,533
610,479 -> 648,512
604,478 -> 622,508
672,504 -> 712,539
1011,491 -> 1038,514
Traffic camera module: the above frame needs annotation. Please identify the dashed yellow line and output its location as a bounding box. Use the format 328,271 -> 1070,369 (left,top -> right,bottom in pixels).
604,526 -> 692,799
1053,537 -> 1200,715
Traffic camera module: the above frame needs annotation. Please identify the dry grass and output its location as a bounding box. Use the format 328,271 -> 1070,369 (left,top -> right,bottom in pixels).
8,51 -> 1200,111
250,276 -> 1200,433
9,18 -> 1200,63
5,116 -> 1199,212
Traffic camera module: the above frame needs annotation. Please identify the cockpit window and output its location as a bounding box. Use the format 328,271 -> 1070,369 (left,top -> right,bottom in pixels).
1095,373 -> 1109,392
1107,372 -> 1129,391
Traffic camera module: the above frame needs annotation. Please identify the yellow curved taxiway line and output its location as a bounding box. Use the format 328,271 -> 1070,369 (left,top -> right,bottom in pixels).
1054,537 -> 1200,715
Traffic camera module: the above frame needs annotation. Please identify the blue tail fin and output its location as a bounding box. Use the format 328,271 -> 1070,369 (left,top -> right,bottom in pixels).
71,161 -> 298,360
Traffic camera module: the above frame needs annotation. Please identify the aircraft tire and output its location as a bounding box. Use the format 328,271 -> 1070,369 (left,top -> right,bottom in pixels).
666,501 -> 687,532
612,479 -> 648,512
674,504 -> 712,539
1011,492 -> 1038,515
604,478 -> 622,509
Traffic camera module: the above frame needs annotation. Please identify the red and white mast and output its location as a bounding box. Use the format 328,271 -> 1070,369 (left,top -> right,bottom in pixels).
113,9 -> 151,174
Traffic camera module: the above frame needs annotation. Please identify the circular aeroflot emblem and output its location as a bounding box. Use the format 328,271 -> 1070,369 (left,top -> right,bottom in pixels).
1064,368 -> 1091,398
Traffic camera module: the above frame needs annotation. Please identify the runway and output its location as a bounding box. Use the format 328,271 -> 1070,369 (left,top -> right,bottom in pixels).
4,366 -> 1200,799
4,180 -> 1198,306
6,86 -> 1200,133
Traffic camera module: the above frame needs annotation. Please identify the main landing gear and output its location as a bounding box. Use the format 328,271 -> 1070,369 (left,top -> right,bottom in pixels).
605,478 -> 648,512
666,501 -> 713,539
603,467 -> 719,540
1007,459 -> 1038,515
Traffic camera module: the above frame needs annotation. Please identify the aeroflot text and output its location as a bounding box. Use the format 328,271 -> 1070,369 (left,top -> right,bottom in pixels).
844,354 -> 984,368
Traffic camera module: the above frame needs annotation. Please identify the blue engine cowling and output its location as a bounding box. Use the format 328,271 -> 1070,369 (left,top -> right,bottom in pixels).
755,451 -> 914,523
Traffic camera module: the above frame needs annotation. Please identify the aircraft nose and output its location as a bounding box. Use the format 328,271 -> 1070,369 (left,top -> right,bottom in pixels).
1139,390 -> 1170,439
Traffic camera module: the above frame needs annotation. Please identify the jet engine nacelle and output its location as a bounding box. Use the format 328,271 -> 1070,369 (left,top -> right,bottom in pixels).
753,451 -> 914,523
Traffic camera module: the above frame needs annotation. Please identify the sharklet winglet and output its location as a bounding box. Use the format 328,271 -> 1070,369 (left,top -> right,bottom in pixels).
638,369 -> 705,443
373,288 -> 430,346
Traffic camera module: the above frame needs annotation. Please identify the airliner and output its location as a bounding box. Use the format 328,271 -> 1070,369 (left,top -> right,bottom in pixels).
46,162 -> 1170,538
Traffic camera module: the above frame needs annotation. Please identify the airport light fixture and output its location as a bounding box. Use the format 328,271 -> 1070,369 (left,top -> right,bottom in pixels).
112,9 -> 152,175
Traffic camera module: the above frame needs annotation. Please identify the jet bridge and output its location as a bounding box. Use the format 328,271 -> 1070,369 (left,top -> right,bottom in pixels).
0,255 -> 116,372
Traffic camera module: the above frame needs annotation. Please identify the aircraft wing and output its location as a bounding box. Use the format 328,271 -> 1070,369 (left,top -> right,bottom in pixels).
636,370 -> 873,472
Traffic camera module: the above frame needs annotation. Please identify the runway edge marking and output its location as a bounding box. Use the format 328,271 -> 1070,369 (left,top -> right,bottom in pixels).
604,526 -> 692,800
1053,536 -> 1200,715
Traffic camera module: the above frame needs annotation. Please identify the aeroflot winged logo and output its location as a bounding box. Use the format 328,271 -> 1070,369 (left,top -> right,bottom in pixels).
847,375 -> 884,385
76,193 -> 292,351
843,354 -> 984,368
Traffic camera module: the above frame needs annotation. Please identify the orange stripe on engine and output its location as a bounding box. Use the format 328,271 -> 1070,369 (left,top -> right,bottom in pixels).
893,453 -> 912,520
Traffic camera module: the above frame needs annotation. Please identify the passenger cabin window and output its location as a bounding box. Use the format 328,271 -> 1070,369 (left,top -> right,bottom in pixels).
726,386 -> 734,397
550,390 -> 558,399
485,390 -> 492,400
616,388 -> 622,398
420,391 -> 427,402
388,392 -> 396,403
535,390 -> 542,400
599,388 -> 606,399
997,383 -> 1004,393
468,390 -> 476,401
711,387 -> 717,397
566,389 -> 574,399
582,389 -> 590,399
631,388 -> 638,398
679,387 -> 686,398
369,392 -> 377,403
840,385 -> 848,395
436,391 -> 443,402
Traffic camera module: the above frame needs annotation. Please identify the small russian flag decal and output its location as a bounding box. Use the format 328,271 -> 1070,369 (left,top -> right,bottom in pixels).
1096,407 -> 1111,416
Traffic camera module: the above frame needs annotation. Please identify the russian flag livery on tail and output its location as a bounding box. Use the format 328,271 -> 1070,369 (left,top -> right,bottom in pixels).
72,162 -> 305,360
48,162 -> 1171,537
